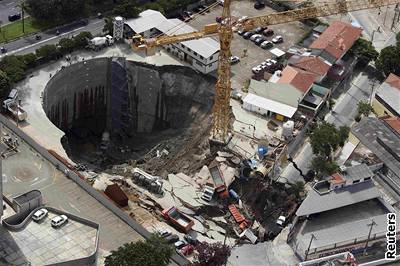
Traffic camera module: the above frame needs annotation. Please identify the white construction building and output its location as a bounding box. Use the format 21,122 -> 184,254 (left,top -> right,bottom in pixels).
124,10 -> 220,74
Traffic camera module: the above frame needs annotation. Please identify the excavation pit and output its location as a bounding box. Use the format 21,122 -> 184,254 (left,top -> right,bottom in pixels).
43,58 -> 216,171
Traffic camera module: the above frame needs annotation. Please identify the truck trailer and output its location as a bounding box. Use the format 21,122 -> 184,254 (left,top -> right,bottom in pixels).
2,98 -> 27,122
162,207 -> 194,233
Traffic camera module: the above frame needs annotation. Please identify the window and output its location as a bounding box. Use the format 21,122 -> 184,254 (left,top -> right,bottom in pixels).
353,179 -> 360,184
181,44 -> 184,48
200,55 -> 204,59
194,52 -> 198,56
210,55 -> 213,60
364,177 -> 371,181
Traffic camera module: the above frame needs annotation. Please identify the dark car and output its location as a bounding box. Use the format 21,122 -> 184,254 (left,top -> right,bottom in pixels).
254,2 -> 266,10
254,27 -> 265,34
263,29 -> 274,36
243,32 -> 253,39
184,234 -> 200,246
8,13 -> 21,22
0,47 -> 7,54
165,234 -> 179,244
255,37 -> 266,45
216,16 -> 223,23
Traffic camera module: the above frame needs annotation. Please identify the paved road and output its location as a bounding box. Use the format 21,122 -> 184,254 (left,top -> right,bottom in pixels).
0,0 -> 21,26
280,71 -> 376,184
0,17 -> 105,57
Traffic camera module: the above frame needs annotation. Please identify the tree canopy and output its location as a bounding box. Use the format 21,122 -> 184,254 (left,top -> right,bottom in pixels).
113,0 -> 141,18
26,0 -> 86,23
194,242 -> 231,266
0,70 -> 11,98
309,122 -> 349,159
105,235 -> 173,266
311,156 -> 340,177
357,100 -> 374,117
350,38 -> 379,65
375,45 -> 400,77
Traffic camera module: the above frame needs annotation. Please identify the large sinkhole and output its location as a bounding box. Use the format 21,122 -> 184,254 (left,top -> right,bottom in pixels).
43,57 -> 215,169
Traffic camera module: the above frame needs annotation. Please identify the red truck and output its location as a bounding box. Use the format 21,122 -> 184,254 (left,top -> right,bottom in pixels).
162,207 -> 194,233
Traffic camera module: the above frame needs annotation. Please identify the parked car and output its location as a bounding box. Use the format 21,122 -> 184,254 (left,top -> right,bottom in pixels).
174,240 -> 187,250
250,34 -> 262,41
238,16 -> 248,23
32,209 -> 48,222
184,234 -> 200,246
237,29 -> 246,35
276,215 -> 286,226
180,244 -> 194,256
252,66 -> 263,74
183,11 -> 194,19
263,29 -> 274,36
231,90 -> 243,100
51,215 -> 68,228
243,32 -> 253,39
0,47 -> 7,54
254,2 -> 266,10
216,16 -> 223,23
230,55 -> 240,64
157,229 -> 172,238
165,234 -> 179,244
255,37 -> 266,45
261,41 -> 273,49
217,0 -> 224,6
272,35 -> 283,43
8,13 -> 21,22
254,27 -> 265,34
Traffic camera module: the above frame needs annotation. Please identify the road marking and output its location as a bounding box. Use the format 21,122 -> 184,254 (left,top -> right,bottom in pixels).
93,20 -> 103,25
0,26 -> 85,58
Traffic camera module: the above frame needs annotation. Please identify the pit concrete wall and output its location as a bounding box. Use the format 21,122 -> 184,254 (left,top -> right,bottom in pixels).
43,58 -> 110,133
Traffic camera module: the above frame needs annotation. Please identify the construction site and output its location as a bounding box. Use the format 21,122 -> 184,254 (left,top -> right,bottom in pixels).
2,0 -> 400,264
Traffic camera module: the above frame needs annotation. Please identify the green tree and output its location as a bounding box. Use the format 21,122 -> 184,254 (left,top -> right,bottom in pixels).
0,70 -> 11,98
73,31 -> 93,49
35,44 -> 60,61
194,241 -> 231,266
58,38 -> 75,54
311,156 -> 340,177
20,53 -> 37,68
338,125 -> 350,147
289,181 -> 305,200
113,0 -> 141,18
0,55 -> 27,83
309,122 -> 348,159
103,17 -> 114,35
375,45 -> 400,76
105,235 -> 173,266
350,38 -> 379,65
26,0 -> 86,23
357,100 -> 374,117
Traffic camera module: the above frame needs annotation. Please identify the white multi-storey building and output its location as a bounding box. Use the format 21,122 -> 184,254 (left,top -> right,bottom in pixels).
124,10 -> 220,74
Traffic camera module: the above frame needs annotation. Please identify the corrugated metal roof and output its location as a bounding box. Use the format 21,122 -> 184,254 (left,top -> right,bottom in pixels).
343,164 -> 374,182
376,81 -> 400,115
296,180 -> 381,216
125,10 -> 167,34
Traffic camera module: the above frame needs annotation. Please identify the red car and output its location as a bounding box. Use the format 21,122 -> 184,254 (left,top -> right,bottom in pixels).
180,244 -> 194,256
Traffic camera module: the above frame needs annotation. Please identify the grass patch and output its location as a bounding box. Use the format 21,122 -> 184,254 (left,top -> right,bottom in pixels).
0,17 -> 41,43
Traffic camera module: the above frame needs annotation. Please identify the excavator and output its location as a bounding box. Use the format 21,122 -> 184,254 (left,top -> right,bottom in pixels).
131,0 -> 400,143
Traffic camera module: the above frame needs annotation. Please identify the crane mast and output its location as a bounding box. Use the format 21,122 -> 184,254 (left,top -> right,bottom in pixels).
212,0 -> 233,142
131,0 -> 400,143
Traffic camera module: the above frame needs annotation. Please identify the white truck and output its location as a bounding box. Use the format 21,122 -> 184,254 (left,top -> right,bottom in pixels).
2,98 -> 27,122
88,35 -> 114,51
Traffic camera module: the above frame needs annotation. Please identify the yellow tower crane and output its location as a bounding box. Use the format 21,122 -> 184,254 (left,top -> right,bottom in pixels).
132,0 -> 400,143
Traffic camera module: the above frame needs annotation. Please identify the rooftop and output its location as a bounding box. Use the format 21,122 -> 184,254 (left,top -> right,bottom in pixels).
310,21 -> 362,60
125,10 -> 219,59
383,116 -> 400,134
1,203 -> 98,265
342,163 -> 374,182
277,66 -> 317,94
243,93 -> 298,118
296,180 -> 381,216
376,74 -> 400,115
248,79 -> 303,107
352,117 -> 400,176
13,190 -> 41,206
288,55 -> 331,77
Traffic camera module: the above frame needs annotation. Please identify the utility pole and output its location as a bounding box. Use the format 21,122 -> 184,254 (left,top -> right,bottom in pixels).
364,220 -> 377,255
305,234 -> 316,260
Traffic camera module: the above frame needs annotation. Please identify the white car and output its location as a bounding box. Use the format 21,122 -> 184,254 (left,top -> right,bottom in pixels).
174,240 -> 187,249
238,16 -> 248,23
252,66 -> 263,74
272,35 -> 283,43
276,215 -> 286,226
250,34 -> 262,41
230,56 -> 240,64
51,215 -> 68,228
32,208 -> 48,222
157,228 -> 172,238
260,41 -> 273,49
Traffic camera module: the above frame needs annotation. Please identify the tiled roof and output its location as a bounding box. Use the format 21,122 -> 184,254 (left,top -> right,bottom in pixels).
310,21 -> 362,60
385,73 -> 400,90
289,56 -> 331,76
277,66 -> 317,93
330,173 -> 345,184
383,116 -> 400,134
